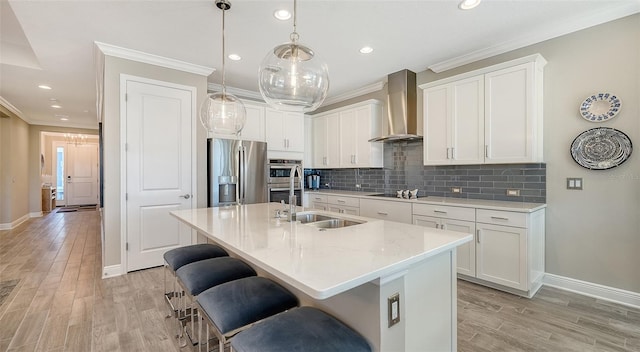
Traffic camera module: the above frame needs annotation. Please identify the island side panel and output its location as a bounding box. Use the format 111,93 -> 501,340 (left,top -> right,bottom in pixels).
405,249 -> 457,351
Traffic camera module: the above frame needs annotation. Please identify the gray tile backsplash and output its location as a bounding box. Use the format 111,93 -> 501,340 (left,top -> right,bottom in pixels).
305,140 -> 546,203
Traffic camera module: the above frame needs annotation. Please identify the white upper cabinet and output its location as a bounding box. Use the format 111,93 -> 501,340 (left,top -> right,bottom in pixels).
420,54 -> 546,165
211,100 -> 266,142
485,62 -> 543,163
312,113 -> 340,168
304,116 -> 313,168
265,108 -> 304,156
423,76 -> 484,165
311,99 -> 383,169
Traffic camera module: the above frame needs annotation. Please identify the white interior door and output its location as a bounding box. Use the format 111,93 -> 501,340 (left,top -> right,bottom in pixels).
125,77 -> 194,272
66,143 -> 98,206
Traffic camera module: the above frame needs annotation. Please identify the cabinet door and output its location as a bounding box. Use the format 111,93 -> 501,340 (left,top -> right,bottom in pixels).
312,117 -> 327,167
412,215 -> 440,229
284,112 -> 304,153
360,199 -> 412,224
339,109 -> 356,166
328,205 -> 359,216
423,86 -> 450,165
239,102 -> 265,142
476,223 -> 527,291
304,116 -> 313,168
354,105 -> 383,167
441,219 -> 476,277
484,63 -> 535,163
326,114 -> 340,168
265,109 -> 286,151
451,76 -> 484,164
311,202 -> 328,211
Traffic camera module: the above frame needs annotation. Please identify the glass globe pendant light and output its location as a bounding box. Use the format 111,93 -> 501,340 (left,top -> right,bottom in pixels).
258,0 -> 329,112
200,0 -> 246,135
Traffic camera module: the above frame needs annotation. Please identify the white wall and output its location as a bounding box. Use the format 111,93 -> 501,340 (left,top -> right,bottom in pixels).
0,108 -> 29,225
418,14 -> 640,294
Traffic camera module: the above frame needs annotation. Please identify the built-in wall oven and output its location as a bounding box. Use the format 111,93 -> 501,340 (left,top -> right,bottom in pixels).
267,159 -> 302,206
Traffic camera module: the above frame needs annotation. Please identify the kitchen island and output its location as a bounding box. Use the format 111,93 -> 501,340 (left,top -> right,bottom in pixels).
171,202 -> 472,352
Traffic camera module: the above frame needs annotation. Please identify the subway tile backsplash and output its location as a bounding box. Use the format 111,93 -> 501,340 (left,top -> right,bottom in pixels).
305,140 -> 546,203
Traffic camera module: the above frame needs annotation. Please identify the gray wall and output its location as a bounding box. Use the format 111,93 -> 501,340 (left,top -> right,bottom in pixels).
0,107 -> 29,225
101,55 -> 208,267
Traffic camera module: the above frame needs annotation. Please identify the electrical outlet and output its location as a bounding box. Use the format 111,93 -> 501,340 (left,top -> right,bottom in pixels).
451,187 -> 462,193
566,178 -> 583,190
355,184 -> 361,188
506,189 -> 520,196
388,293 -> 400,327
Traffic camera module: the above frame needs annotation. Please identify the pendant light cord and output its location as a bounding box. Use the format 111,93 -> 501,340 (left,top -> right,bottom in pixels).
290,0 -> 299,43
221,5 -> 227,96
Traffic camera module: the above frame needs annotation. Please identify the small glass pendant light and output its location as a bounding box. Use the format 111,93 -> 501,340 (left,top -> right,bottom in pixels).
200,0 -> 246,135
258,0 -> 329,112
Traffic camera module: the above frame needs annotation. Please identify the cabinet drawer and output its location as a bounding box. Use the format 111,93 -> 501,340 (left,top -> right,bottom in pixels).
476,209 -> 527,228
412,203 -> 475,222
311,202 -> 327,211
308,194 -> 328,203
328,205 -> 359,216
327,195 -> 359,207
360,199 -> 412,224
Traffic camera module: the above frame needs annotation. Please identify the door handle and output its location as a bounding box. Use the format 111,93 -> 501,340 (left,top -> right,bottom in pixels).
477,229 -> 480,243
179,194 -> 191,199
377,211 -> 388,216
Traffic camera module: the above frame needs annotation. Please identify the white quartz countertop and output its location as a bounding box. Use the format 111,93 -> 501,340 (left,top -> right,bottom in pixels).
306,189 -> 546,212
171,203 -> 472,300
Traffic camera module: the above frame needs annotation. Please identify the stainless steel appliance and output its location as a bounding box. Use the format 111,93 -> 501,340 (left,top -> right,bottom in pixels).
207,138 -> 268,206
267,159 -> 302,206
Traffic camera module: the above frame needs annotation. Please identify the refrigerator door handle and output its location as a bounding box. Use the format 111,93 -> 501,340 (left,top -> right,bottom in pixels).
241,146 -> 247,204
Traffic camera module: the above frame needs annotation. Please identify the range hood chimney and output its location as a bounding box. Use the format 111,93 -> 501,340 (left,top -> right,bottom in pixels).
369,69 -> 421,142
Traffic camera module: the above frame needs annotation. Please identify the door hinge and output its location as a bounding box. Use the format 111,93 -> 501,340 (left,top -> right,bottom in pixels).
126,242 -> 129,251
125,193 -> 128,201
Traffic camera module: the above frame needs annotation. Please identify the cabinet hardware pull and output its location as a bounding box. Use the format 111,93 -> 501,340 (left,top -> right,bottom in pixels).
446,148 -> 450,159
434,210 -> 447,214
491,216 -> 509,221
435,224 -> 440,229
314,197 -> 322,201
377,211 -> 388,215
485,145 -> 488,158
337,200 -> 345,203
477,229 -> 480,243
452,147 -> 455,159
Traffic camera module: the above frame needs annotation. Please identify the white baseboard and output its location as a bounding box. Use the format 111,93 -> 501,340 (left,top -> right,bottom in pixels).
0,213 -> 31,230
102,265 -> 123,279
544,273 -> 640,309
30,212 -> 43,218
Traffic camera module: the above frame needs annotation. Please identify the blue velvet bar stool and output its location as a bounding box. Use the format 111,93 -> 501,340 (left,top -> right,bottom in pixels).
175,256 -> 257,346
163,243 -> 229,318
230,306 -> 372,352
195,276 -> 299,352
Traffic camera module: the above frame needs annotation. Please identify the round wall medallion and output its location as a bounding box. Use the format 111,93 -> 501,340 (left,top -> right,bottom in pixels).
579,93 -> 621,122
570,127 -> 632,170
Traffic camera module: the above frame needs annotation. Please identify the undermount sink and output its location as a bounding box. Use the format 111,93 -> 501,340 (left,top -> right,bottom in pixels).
296,212 -> 365,229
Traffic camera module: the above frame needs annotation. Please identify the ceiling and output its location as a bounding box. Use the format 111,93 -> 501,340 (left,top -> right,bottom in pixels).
1,0 -> 638,129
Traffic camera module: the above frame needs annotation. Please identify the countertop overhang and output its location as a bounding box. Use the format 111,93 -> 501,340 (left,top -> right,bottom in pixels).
170,203 -> 472,300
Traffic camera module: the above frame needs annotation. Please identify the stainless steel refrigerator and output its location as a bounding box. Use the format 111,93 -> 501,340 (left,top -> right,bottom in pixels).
207,138 -> 268,207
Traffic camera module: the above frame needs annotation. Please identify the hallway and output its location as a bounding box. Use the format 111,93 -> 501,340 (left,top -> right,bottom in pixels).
0,210 -> 180,351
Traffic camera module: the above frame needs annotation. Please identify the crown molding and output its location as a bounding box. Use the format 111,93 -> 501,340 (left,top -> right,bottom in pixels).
206,83 -> 264,101
28,118 -> 99,130
429,3 -> 640,73
0,96 -> 28,122
94,41 -> 214,76
322,81 -> 385,107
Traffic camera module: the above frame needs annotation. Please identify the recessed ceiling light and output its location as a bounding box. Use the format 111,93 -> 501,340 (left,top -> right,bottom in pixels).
274,9 -> 291,20
359,46 -> 374,54
51,104 -> 62,109
458,0 -> 481,10
49,98 -> 58,101
38,85 -> 52,90
228,54 -> 242,61
60,117 -> 69,121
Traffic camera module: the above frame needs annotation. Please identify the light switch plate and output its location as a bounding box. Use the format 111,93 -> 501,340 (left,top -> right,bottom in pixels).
566,178 -> 583,190
506,189 -> 520,196
388,293 -> 400,327
451,187 -> 462,193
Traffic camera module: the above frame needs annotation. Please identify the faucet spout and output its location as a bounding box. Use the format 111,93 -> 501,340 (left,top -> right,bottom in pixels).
288,165 -> 303,222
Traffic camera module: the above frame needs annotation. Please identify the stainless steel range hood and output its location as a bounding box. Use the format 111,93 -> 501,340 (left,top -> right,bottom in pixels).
369,69 -> 422,142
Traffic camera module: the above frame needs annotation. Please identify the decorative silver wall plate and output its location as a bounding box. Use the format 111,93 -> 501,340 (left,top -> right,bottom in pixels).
570,127 -> 632,170
579,93 -> 621,122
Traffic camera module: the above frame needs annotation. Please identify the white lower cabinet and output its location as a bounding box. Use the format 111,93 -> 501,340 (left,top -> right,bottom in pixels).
327,195 -> 360,215
412,204 -> 476,277
360,199 -> 412,224
308,194 -> 328,211
413,204 -> 545,297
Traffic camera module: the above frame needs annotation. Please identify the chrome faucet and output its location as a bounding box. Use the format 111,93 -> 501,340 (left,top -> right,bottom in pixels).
288,164 -> 303,222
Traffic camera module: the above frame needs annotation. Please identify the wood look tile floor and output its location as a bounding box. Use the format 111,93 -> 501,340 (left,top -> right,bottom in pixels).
1,209 -> 638,352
